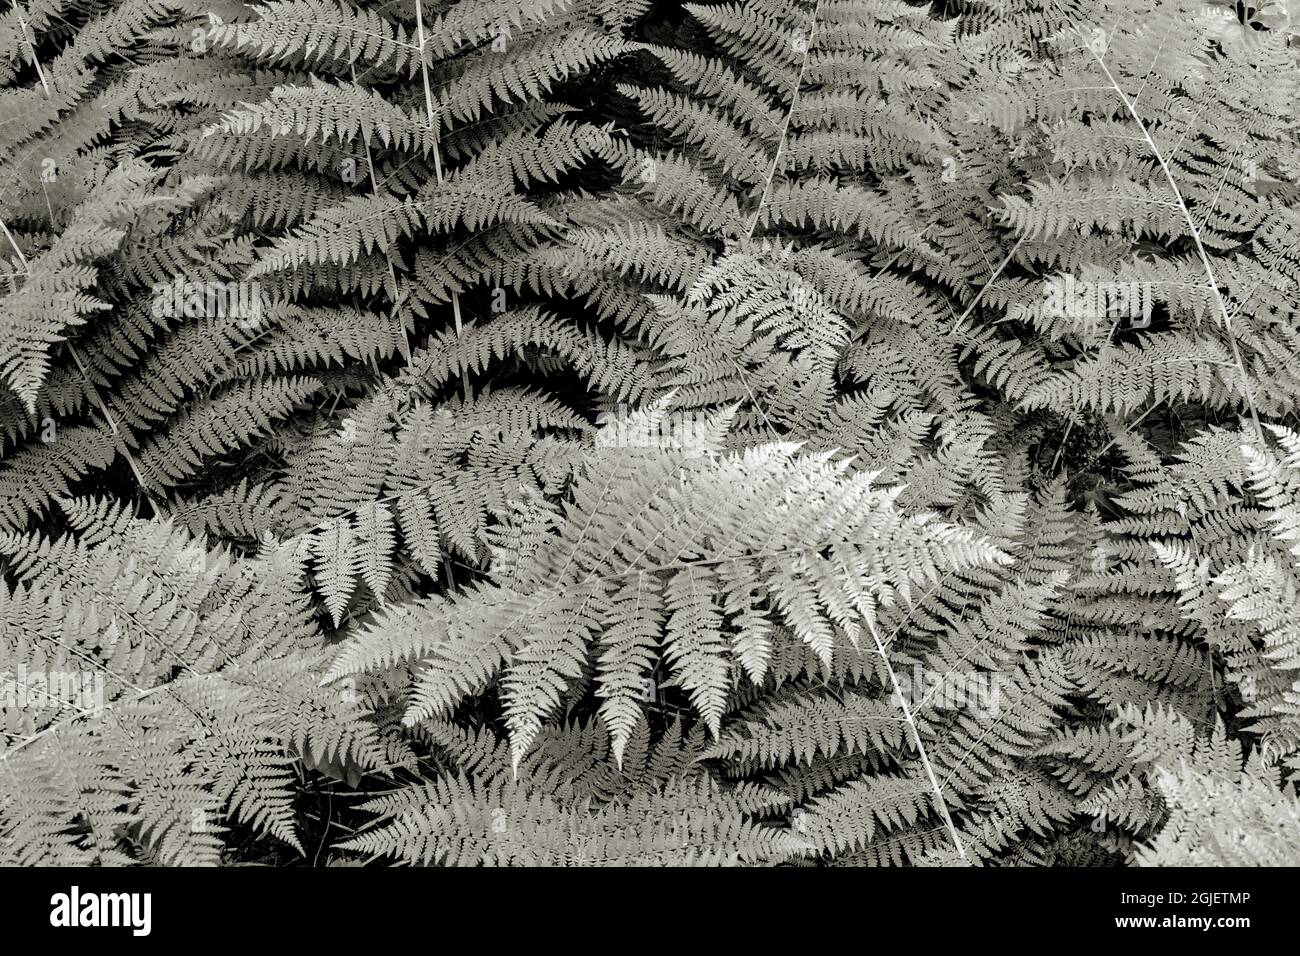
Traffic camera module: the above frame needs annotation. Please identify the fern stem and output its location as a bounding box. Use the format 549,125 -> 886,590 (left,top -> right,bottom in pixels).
0,216 -> 28,271
865,614 -> 967,862
12,0 -> 50,97
414,0 -> 472,403
746,0 -> 820,239
66,342 -> 161,502
1062,8 -> 1264,441
948,236 -> 1025,336
0,683 -> 169,763
1066,7 -> 1258,728
350,59 -> 412,366
937,676 -> 1037,792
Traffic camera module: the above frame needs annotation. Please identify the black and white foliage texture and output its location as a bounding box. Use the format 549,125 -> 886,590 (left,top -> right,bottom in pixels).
1,0 -> 1300,868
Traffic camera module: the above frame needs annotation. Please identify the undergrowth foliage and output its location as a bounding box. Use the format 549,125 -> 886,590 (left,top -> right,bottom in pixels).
1,0 -> 1299,866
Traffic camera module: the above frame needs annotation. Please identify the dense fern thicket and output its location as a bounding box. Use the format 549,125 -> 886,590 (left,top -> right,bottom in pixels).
1,0 -> 1299,867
